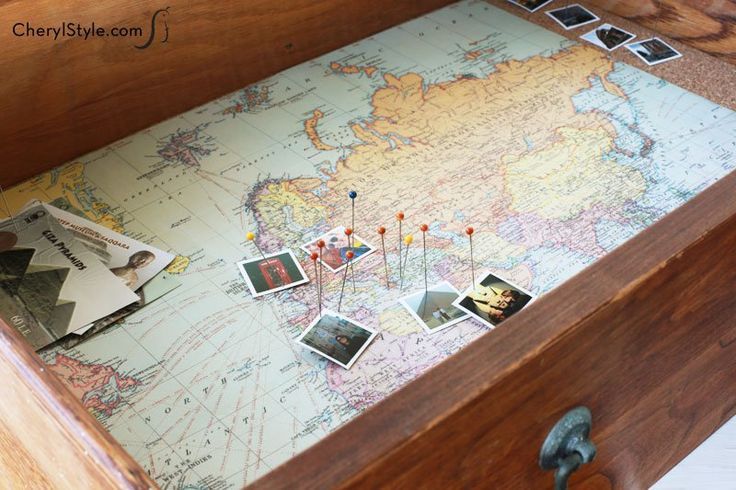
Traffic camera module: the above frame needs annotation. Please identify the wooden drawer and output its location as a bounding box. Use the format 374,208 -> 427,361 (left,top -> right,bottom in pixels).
1,0 -> 735,488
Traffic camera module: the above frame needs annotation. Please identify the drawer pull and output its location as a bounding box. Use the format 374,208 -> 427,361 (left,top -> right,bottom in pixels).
539,406 -> 596,490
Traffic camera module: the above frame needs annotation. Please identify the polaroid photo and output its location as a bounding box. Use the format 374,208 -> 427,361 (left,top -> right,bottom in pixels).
626,37 -> 683,66
453,272 -> 535,329
581,23 -> 636,51
301,226 -> 375,273
237,249 -> 309,298
546,4 -> 599,30
296,309 -> 377,369
399,281 -> 469,334
507,0 -> 555,13
580,24 -> 636,51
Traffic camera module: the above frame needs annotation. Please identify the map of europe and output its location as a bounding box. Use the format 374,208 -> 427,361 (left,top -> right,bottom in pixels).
3,1 -> 736,487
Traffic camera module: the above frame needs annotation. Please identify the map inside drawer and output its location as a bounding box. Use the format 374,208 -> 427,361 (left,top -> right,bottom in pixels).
2,1 -> 734,486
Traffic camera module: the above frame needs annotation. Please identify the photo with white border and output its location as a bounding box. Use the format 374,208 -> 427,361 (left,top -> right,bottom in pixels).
581,23 -> 636,51
237,249 -> 309,298
399,281 -> 469,334
296,309 -> 377,369
453,271 -> 536,329
626,37 -> 682,66
301,225 -> 375,273
545,4 -> 599,30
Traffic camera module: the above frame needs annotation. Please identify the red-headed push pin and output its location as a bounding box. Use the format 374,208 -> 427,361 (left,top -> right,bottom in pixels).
396,211 -> 405,282
317,239 -> 325,306
310,252 -> 321,316
465,226 -> 475,287
338,250 -> 355,312
377,226 -> 389,288
420,224 -> 429,295
344,227 -> 356,293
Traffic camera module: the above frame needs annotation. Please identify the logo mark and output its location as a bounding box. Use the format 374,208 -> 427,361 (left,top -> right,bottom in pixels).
135,7 -> 169,49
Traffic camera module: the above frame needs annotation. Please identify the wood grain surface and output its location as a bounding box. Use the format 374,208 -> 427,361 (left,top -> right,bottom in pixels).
0,318 -> 156,489
0,0 -> 454,188
256,169 -> 736,488
588,0 -> 736,63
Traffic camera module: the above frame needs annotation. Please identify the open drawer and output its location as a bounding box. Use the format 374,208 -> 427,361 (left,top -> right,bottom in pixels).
1,0 -> 735,488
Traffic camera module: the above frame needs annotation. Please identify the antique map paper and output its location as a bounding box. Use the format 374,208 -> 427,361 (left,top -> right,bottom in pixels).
4,1 -> 735,486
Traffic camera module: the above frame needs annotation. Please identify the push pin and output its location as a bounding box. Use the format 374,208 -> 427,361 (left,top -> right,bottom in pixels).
377,226 -> 390,288
338,250 -> 355,312
465,226 -> 475,286
246,232 -> 266,260
344,227 -> 356,292
348,190 -> 357,236
401,234 -> 413,290
310,252 -> 321,316
317,239 -> 325,305
420,224 -> 429,294
396,211 -> 405,281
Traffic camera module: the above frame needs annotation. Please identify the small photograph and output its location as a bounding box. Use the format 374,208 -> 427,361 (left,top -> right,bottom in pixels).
626,37 -> 682,66
507,0 -> 555,13
581,23 -> 635,51
237,249 -> 309,298
399,281 -> 468,334
296,309 -> 377,369
453,272 -> 535,329
546,4 -> 599,30
301,226 -> 375,273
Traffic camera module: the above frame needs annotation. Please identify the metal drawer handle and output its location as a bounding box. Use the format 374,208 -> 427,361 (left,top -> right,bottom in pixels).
539,406 -> 597,490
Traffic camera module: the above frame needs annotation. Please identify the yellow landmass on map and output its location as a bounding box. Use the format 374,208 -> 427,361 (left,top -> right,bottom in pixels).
254,181 -> 327,244
304,109 -> 336,151
2,162 -> 124,232
254,44 -> 643,283
505,126 -> 646,219
166,256 -> 191,274
307,46 -> 632,229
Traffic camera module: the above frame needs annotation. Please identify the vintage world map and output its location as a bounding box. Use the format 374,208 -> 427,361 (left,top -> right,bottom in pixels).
4,1 -> 736,487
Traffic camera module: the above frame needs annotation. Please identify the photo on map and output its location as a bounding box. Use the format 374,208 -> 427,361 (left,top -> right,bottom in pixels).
453,272 -> 535,329
399,281 -> 468,334
296,309 -> 377,369
507,0 -> 555,13
237,249 -> 309,298
301,226 -> 375,273
546,4 -> 599,30
581,23 -> 635,51
626,38 -> 682,66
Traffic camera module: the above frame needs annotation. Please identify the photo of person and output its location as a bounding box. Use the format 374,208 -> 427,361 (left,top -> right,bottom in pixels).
399,281 -> 468,333
506,0 -> 555,13
296,310 -> 377,369
453,272 -> 535,328
546,4 -> 599,30
626,38 -> 682,66
237,250 -> 309,298
581,23 -> 635,51
110,250 -> 156,289
301,226 -> 375,272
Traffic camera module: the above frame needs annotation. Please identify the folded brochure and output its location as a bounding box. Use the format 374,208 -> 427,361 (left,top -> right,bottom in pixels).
0,204 -> 139,349
60,270 -> 181,348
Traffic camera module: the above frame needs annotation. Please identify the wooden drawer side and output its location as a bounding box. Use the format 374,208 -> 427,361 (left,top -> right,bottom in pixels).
0,320 -> 155,489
